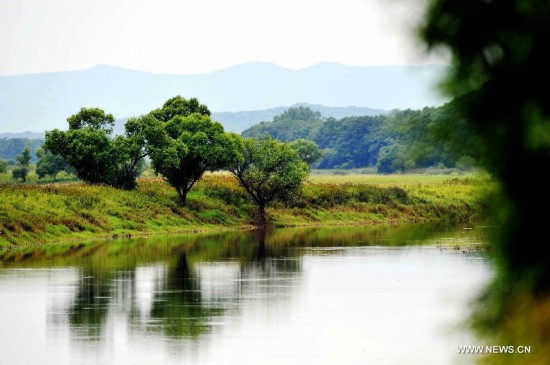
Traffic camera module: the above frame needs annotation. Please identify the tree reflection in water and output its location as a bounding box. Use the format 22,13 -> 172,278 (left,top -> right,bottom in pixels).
64,229 -> 304,341
0,224 -> 458,343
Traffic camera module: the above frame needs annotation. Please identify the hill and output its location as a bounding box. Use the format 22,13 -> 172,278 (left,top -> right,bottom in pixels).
0,132 -> 45,139
0,138 -> 44,162
212,103 -> 386,133
0,63 -> 448,133
110,103 -> 386,134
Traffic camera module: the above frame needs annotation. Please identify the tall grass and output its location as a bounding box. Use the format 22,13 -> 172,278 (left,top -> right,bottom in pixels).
0,174 -> 493,248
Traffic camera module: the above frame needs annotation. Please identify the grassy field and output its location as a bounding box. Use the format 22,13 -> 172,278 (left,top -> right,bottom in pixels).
0,173 -> 494,249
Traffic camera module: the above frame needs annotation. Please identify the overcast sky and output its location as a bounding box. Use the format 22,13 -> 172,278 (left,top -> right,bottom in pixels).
0,0 -> 447,76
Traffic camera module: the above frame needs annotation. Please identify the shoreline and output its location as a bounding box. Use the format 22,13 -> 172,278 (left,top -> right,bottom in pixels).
0,218 -> 438,254
1,175 -> 491,252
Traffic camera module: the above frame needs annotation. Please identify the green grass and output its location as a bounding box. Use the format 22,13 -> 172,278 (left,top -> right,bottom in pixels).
0,173 -> 495,249
0,167 -> 77,185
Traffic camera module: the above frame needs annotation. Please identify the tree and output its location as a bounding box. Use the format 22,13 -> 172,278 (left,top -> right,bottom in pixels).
109,118 -> 148,189
144,98 -> 236,206
149,96 -> 211,122
421,0 -> 550,339
229,136 -> 309,228
290,139 -> 323,166
16,146 -> 31,167
11,146 -> 31,182
242,106 -> 324,142
12,167 -> 28,182
35,147 -> 74,179
67,107 -> 116,132
376,143 -> 405,174
315,116 -> 386,168
0,159 -> 7,174
45,108 -> 146,189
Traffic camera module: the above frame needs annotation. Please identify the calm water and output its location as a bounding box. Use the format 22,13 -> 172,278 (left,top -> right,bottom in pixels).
0,225 -> 492,365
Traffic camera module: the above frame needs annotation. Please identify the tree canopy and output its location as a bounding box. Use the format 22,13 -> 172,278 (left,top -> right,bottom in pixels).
143,97 -> 237,206
242,103 -> 480,171
420,0 -> 550,337
45,107 -> 146,189
12,146 -> 31,181
242,106 -> 325,142
15,146 -> 31,167
149,96 -> 211,122
67,107 -> 116,132
35,147 -> 73,179
290,139 -> 323,166
229,136 -> 309,227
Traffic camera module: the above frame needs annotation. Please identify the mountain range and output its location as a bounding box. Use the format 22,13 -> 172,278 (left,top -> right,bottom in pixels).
0,62 -> 449,133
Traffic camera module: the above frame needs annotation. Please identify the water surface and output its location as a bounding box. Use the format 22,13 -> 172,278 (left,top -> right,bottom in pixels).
0,224 -> 492,365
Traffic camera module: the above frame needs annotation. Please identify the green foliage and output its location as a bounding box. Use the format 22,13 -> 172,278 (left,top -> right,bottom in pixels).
0,160 -> 7,174
35,148 -> 74,179
144,97 -> 236,206
0,174 -> 488,248
421,0 -> 550,349
229,136 -> 309,226
242,104 -> 480,171
290,139 -> 323,166
10,147 -> 32,182
16,147 -> 31,167
376,144 -> 406,174
242,106 -> 324,142
67,107 -> 115,132
11,167 -> 28,182
317,115 -> 387,168
45,108 -> 146,190
149,96 -> 211,122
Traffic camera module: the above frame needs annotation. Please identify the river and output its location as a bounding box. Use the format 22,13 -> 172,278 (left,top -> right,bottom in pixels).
0,224 -> 492,365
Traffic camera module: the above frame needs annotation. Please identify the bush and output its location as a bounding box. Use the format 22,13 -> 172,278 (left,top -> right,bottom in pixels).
12,167 -> 28,182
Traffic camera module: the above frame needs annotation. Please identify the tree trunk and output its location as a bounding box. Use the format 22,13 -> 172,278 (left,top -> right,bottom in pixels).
177,187 -> 187,206
257,204 -> 267,229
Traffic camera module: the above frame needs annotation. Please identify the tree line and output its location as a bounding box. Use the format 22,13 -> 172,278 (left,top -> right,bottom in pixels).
39,96 -> 316,226
242,96 -> 482,172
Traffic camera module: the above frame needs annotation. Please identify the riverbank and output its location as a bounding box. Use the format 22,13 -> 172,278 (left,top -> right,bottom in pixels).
0,174 -> 493,249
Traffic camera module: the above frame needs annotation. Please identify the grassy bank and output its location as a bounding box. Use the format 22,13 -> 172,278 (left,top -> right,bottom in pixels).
0,174 -> 493,249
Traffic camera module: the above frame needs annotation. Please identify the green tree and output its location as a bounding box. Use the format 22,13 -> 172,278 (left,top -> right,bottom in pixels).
45,108 -> 146,189
12,146 -> 31,182
35,147 -> 74,179
67,107 -> 116,132
109,118 -> 148,189
149,96 -> 211,122
316,116 -> 386,168
229,136 -> 309,227
0,159 -> 7,174
242,106 -> 324,142
421,0 -> 550,340
11,167 -> 28,182
376,143 -> 406,174
16,146 -> 31,167
144,98 -> 236,206
290,139 -> 323,166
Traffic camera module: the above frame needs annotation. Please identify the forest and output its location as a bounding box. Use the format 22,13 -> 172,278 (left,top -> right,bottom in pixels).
0,93 -> 481,179
242,94 -> 481,172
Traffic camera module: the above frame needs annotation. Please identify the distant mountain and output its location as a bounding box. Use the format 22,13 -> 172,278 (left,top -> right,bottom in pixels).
0,104 -> 386,137
0,138 -> 44,162
0,131 -> 45,139
0,63 -> 448,133
212,103 -> 386,133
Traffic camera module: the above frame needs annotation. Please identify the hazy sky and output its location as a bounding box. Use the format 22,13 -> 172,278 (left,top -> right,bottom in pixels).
0,0 -> 446,75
